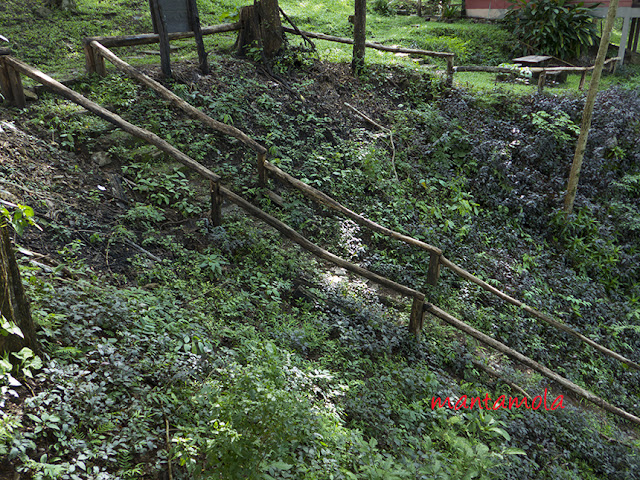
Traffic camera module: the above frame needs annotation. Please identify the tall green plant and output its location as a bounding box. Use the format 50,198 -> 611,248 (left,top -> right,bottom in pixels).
503,0 -> 599,59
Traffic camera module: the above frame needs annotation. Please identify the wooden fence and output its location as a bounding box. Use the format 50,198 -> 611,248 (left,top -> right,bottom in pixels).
1,48 -> 639,424
81,21 -> 456,85
279,26 -> 455,85
55,41 -> 640,372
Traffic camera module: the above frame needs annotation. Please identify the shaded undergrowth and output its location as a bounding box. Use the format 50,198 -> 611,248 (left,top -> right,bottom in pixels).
1,16 -> 640,480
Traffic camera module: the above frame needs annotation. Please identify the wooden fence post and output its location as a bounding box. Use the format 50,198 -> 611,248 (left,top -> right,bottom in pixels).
446,57 -> 454,86
150,0 -> 172,77
537,71 -> 546,93
210,180 -> 222,227
186,0 -> 209,74
0,57 -> 14,105
427,251 -> 441,286
578,71 -> 587,90
257,152 -> 268,187
94,49 -> 107,76
0,59 -> 25,108
83,40 -> 97,74
408,297 -> 425,338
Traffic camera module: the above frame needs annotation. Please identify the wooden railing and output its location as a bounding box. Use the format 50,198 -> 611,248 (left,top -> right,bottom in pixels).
1,50 -> 639,424
76,41 -> 640,372
81,21 -> 456,85
280,26 -> 455,85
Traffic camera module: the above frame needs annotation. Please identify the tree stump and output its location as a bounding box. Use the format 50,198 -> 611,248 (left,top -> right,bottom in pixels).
236,0 -> 284,59
0,224 -> 38,356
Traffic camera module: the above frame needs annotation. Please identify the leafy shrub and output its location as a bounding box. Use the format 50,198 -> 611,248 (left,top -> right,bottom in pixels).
172,341 -> 349,479
531,110 -> 580,144
503,0 -> 600,59
370,0 -> 396,15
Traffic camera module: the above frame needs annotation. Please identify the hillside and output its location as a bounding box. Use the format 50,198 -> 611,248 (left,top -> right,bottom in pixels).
2,1 -> 640,479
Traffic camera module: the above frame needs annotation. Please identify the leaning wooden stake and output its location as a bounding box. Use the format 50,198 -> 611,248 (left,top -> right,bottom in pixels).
150,0 -> 172,77
425,303 -> 640,425
564,0 -> 620,215
164,416 -> 173,480
186,0 -> 209,74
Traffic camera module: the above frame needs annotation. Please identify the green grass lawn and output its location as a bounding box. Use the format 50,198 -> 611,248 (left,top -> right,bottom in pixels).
454,66 -> 640,97
2,0 -> 636,95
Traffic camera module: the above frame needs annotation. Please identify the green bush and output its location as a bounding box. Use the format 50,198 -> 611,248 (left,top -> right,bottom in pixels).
503,0 -> 600,59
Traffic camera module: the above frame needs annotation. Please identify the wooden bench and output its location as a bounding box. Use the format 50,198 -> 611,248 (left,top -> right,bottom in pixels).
513,55 -> 569,89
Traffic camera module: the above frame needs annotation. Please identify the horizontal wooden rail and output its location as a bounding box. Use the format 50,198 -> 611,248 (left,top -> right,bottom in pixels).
282,26 -> 453,59
263,161 -> 442,255
89,41 -> 266,154
2,56 -> 220,181
426,303 -> 640,425
455,57 -> 620,74
83,22 -> 241,48
439,256 -> 640,371
281,26 -> 454,85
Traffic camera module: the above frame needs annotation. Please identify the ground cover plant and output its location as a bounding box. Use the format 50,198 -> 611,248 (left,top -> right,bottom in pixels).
1,0 -> 640,479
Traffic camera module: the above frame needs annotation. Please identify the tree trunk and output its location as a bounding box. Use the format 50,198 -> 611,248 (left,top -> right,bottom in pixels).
563,0 -> 620,216
0,224 -> 38,356
352,0 -> 367,74
236,0 -> 284,59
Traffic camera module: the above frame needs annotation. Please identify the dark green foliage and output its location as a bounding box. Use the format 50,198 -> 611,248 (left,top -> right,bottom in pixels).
3,10 -> 640,478
503,0 -> 600,59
